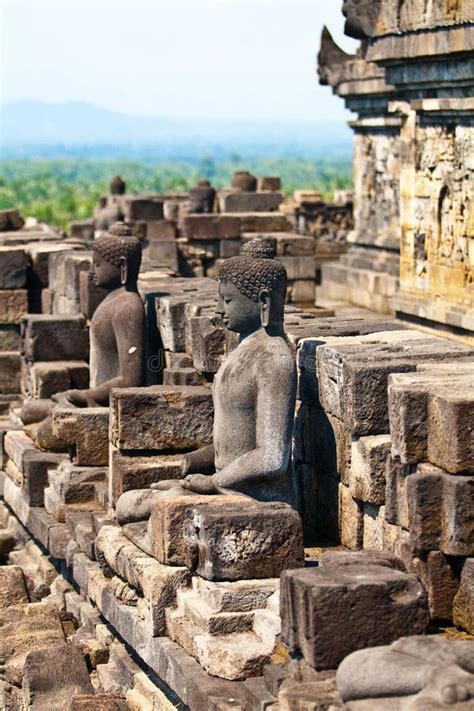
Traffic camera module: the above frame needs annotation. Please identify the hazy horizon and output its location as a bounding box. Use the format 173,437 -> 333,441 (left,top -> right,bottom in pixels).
1,0 -> 357,124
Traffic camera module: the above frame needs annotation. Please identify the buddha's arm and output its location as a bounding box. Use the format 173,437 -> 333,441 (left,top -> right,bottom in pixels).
182,444 -> 215,475
213,355 -> 296,489
68,300 -> 145,407
91,302 -> 145,404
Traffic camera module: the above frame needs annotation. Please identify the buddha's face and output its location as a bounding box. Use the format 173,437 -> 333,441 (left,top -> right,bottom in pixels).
216,281 -> 262,335
91,250 -> 121,289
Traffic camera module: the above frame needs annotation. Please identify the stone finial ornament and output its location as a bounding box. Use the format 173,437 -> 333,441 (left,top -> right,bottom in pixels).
189,179 -> 216,214
231,171 -> 258,192
317,26 -> 355,86
110,175 -> 126,195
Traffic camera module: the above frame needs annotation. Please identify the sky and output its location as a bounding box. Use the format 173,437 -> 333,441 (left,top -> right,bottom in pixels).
1,0 -> 357,121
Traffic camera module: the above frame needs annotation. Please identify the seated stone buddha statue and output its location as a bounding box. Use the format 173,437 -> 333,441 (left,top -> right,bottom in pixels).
62,222 -> 145,407
116,239 -> 297,524
31,223 -> 145,446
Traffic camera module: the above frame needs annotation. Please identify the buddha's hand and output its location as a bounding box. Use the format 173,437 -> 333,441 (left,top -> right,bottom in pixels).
181,474 -> 217,495
59,389 -> 93,407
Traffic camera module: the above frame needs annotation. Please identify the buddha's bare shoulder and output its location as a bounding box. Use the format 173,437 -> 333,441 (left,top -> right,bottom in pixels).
255,332 -> 295,370
109,290 -> 144,323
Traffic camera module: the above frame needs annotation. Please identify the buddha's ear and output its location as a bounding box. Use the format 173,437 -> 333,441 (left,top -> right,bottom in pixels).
259,289 -> 271,328
119,256 -> 128,285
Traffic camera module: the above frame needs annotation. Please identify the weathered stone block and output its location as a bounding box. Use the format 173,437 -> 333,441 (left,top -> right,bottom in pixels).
4,430 -> 66,505
428,388 -> 474,474
0,324 -> 21,351
189,315 -> 225,373
219,239 -> 242,258
217,191 -> 283,213
0,246 -> 27,289
184,501 -> 304,581
25,361 -> 89,399
338,484 -> 363,550
79,269 -> 108,319
409,551 -> 460,621
280,565 -> 428,669
95,525 -> 190,635
279,256 -> 315,281
0,289 -> 28,324
70,695 -> 122,711
110,386 -> 213,451
110,446 -> 183,505
149,493 -> 248,566
184,215 -> 240,241
384,454 -> 414,528
349,435 -> 391,505
22,314 -> 89,362
0,208 -> 25,231
0,565 -> 29,609
317,333 -> 472,435
407,464 -> 474,556
52,407 -> 109,466
319,549 -> 405,571
257,177 -> 281,191
156,293 -> 189,352
0,352 -> 21,394
22,644 -> 93,709
363,503 -> 385,550
122,197 -> 164,221
288,280 -> 316,304
234,213 -> 292,233
163,366 -> 207,386
146,220 -> 177,241
453,558 -> 474,634
0,603 -> 65,685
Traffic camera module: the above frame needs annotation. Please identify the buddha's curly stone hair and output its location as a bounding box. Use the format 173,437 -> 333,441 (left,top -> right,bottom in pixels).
92,222 -> 142,278
218,240 -> 287,303
240,239 -> 275,260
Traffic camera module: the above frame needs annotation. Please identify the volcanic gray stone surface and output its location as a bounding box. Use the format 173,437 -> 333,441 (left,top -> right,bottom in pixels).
281,564 -> 429,669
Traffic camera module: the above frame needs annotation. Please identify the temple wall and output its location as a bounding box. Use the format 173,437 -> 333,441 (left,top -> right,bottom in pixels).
392,104 -> 474,329
352,127 -> 400,251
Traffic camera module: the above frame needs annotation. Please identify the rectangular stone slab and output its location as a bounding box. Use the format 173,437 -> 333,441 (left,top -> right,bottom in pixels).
0,352 -> 21,394
110,446 -> 183,505
280,564 -> 428,669
184,500 -> 304,581
427,387 -> 474,474
0,289 -> 28,324
52,407 -> 109,466
183,215 -> 240,241
110,386 -> 213,451
21,314 -> 89,362
217,191 -> 283,213
4,430 -> 66,506
149,493 -> 248,567
0,247 -> 27,289
317,334 -> 473,435
407,463 -> 474,556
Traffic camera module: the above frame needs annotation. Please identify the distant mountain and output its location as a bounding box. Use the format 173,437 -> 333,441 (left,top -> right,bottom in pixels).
0,100 -> 353,162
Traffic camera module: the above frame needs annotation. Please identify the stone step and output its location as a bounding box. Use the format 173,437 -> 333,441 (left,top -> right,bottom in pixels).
192,575 -> 279,612
193,630 -> 277,681
177,589 -> 255,636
